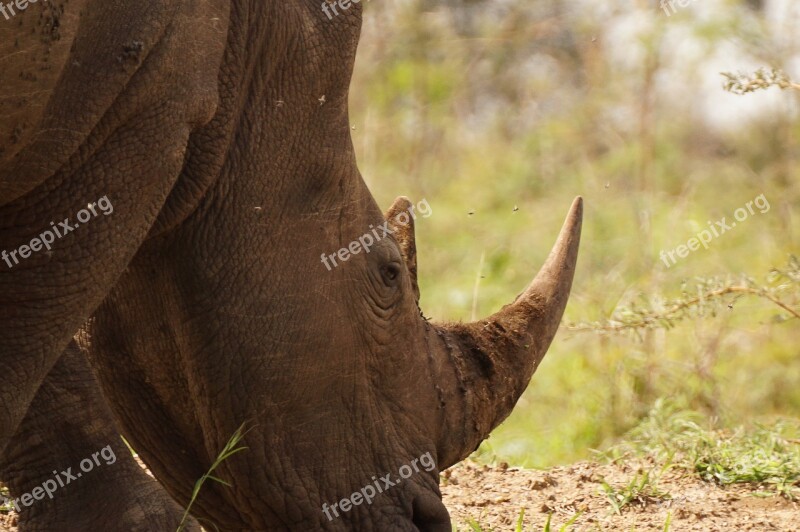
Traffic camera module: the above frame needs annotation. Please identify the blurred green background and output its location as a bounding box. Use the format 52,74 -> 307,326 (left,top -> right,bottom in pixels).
349,0 -> 799,468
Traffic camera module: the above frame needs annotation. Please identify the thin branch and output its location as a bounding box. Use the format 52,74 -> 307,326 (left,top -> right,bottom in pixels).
564,259 -> 799,335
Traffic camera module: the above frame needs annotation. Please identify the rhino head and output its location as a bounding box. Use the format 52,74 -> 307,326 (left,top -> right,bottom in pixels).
218,191 -> 584,530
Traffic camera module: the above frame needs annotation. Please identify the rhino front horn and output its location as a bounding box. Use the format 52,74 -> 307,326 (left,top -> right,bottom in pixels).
432,197 -> 583,468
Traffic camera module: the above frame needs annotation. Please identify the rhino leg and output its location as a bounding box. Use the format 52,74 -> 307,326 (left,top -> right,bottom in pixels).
0,341 -> 200,532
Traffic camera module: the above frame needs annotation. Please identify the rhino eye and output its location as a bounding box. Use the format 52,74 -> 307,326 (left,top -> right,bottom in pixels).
380,262 -> 401,286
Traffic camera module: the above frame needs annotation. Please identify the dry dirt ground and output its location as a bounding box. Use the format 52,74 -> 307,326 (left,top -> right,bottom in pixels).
2,460 -> 799,531
443,461 -> 800,531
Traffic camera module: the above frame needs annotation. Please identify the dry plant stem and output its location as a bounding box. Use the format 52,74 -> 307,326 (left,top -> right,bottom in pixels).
565,285 -> 799,334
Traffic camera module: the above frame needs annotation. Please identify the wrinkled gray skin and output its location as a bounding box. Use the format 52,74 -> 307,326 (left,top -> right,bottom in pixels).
0,1 -> 581,530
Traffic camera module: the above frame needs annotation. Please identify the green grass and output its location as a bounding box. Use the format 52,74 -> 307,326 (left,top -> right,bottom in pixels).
599,470 -> 672,515
177,423 -> 249,532
602,399 -> 800,499
539,511 -> 582,532
0,485 -> 11,513
457,508 -> 582,532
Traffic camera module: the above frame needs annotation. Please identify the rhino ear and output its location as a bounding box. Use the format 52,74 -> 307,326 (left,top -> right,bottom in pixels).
384,196 -> 420,302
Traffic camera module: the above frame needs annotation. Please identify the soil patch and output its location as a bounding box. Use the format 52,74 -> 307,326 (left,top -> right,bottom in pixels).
442,460 -> 800,530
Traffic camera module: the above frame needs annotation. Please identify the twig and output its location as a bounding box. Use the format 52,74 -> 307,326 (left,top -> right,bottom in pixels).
564,260 -> 799,334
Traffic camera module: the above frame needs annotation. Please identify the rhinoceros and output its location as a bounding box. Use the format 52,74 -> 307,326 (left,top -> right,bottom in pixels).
0,1 -> 581,529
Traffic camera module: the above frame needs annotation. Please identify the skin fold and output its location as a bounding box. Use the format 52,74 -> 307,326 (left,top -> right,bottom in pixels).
0,1 -> 581,530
